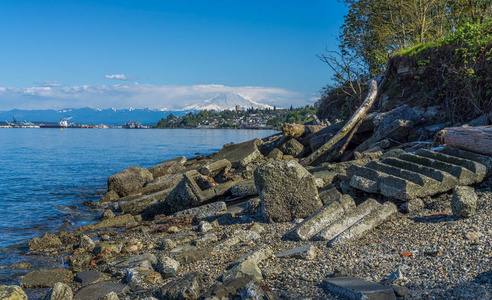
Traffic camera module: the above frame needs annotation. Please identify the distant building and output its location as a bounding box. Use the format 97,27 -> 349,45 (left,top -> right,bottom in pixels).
235,105 -> 241,112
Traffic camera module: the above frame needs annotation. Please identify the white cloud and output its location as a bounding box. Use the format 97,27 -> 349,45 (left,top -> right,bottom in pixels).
34,81 -> 63,87
104,74 -> 134,81
0,83 -> 311,111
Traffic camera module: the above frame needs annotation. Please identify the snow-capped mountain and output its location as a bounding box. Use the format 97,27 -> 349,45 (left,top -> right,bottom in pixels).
180,92 -> 274,111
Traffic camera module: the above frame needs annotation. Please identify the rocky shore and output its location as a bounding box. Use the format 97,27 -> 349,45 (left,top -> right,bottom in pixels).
2,103 -> 492,300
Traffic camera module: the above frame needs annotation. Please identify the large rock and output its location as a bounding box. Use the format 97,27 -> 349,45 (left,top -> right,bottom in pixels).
452,186 -> 478,218
214,139 -> 263,168
0,285 -> 28,300
254,160 -> 323,222
278,138 -> 304,157
108,166 -> 153,197
29,232 -> 62,252
148,157 -> 186,179
20,269 -> 73,288
44,282 -> 73,300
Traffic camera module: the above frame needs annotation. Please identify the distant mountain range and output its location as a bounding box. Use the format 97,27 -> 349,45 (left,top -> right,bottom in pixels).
0,93 -> 275,125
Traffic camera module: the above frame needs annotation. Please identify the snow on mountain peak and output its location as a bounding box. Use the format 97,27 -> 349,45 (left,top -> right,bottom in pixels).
180,92 -> 274,111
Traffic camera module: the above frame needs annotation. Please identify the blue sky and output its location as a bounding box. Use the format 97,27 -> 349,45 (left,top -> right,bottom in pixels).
0,0 -> 347,110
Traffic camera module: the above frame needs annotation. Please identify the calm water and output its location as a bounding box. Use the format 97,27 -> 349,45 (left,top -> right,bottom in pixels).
0,128 -> 276,282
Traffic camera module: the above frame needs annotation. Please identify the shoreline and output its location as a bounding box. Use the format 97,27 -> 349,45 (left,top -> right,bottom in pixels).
2,127 -> 492,299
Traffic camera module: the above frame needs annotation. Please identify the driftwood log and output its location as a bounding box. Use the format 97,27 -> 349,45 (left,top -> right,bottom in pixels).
435,126 -> 492,155
300,80 -> 378,167
282,123 -> 326,138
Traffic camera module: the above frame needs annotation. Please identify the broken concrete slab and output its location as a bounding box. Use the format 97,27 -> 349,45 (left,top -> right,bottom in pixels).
347,148 -> 492,201
275,244 -> 318,260
145,171 -> 235,216
108,166 -> 153,197
213,138 -> 263,168
199,159 -> 232,177
318,184 -> 342,205
254,160 -> 323,223
266,148 -> 283,160
173,201 -> 227,219
322,277 -> 396,300
148,156 -> 187,179
285,196 -> 353,241
313,198 -> 381,241
118,188 -> 173,215
328,202 -> 397,247
230,180 -> 258,197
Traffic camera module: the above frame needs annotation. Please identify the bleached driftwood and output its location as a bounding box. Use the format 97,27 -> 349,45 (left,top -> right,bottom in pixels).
435,126 -> 492,155
300,80 -> 378,167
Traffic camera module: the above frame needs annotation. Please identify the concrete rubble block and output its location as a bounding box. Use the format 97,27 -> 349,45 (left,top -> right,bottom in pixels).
20,269 -> 74,289
266,148 -> 284,160
347,165 -> 423,200
78,214 -> 135,232
108,166 -> 153,197
173,201 -> 227,219
313,171 -> 340,185
230,180 -> 258,197
397,153 -> 476,185
328,202 -> 397,247
235,247 -> 274,266
223,259 -> 263,282
213,138 -> 263,168
286,197 -> 350,241
44,282 -> 73,300
452,186 -> 478,218
275,244 -> 318,260
0,285 -> 28,300
437,147 -> 492,176
148,156 -> 187,179
314,199 -> 382,241
136,173 -> 183,196
318,184 -> 342,205
73,282 -> 130,300
148,171 -> 235,216
400,198 -> 425,213
254,160 -> 323,223
415,149 -> 487,182
158,273 -> 201,300
29,232 -> 62,252
322,277 -> 396,300
278,138 -> 304,157
118,188 -> 173,215
199,159 -> 232,177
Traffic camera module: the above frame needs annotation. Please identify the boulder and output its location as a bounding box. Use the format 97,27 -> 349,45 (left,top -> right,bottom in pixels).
29,232 -> 62,252
254,160 -> 323,223
108,166 -> 153,197
278,138 -> 304,157
266,148 -> 283,160
100,190 -> 120,203
20,269 -> 73,289
213,139 -> 263,168
373,104 -> 418,129
452,186 -> 478,218
44,282 -> 73,300
0,285 -> 28,300
148,157 -> 187,179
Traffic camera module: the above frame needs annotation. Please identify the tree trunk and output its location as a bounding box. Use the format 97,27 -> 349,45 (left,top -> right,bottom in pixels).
300,80 -> 379,167
435,126 -> 492,155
